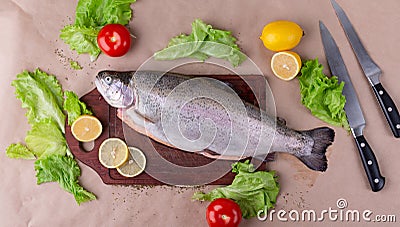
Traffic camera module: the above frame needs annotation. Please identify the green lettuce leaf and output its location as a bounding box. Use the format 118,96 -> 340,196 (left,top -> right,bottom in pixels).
63,91 -> 93,125
75,0 -> 135,27
193,160 -> 279,219
25,119 -> 70,158
69,60 -> 82,70
8,69 -> 95,205
60,25 -> 101,61
154,19 -> 246,67
199,42 -> 246,67
60,0 -> 136,60
35,155 -> 96,205
298,59 -> 349,130
11,69 -> 65,132
6,143 -> 35,160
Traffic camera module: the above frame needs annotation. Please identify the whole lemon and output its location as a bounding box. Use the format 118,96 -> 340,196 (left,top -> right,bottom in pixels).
260,20 -> 303,52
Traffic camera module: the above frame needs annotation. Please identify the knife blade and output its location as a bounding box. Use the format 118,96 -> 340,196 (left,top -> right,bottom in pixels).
320,21 -> 385,192
331,0 -> 400,138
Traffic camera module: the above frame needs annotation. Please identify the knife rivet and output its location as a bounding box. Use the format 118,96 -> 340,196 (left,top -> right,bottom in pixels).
379,90 -> 384,95
374,178 -> 379,184
396,124 -> 400,129
388,107 -> 393,112
360,143 -> 365,148
367,160 -> 373,165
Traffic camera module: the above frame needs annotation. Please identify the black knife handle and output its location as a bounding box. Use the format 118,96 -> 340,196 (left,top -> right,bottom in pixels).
355,135 -> 385,192
372,83 -> 400,138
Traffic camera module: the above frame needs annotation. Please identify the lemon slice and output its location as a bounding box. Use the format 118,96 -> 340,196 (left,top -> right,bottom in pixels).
71,115 -> 102,142
99,138 -> 129,168
117,147 -> 146,177
270,51 -> 302,81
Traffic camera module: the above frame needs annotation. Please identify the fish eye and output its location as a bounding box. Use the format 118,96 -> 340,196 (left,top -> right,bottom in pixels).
104,76 -> 112,84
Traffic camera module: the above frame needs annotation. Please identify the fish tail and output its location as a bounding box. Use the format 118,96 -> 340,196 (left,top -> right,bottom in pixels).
296,127 -> 335,172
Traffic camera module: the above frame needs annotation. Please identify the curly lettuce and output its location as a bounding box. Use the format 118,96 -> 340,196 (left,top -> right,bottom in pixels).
60,25 -> 101,60
7,69 -> 95,205
298,58 -> 349,130
154,19 -> 246,67
64,91 -> 92,125
11,69 -> 65,132
25,119 -> 70,158
193,160 -> 279,219
35,155 -> 96,205
6,143 -> 35,160
60,0 -> 136,61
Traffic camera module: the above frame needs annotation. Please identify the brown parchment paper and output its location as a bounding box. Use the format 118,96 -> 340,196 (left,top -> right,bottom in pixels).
1,0 -> 400,226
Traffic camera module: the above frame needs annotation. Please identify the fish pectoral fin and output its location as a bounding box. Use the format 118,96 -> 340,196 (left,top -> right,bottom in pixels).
199,151 -> 247,161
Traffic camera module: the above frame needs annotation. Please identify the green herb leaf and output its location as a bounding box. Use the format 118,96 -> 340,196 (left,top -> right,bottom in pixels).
298,59 -> 350,130
193,160 -> 279,219
6,143 -> 35,160
11,69 -> 65,132
154,19 -> 246,67
35,155 -> 96,205
63,91 -> 93,125
70,60 -> 82,70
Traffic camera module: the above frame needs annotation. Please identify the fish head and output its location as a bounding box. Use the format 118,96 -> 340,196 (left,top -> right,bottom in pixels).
95,70 -> 135,108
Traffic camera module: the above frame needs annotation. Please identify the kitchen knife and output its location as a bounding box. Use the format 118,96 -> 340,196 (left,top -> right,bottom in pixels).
320,21 -> 385,192
331,0 -> 400,138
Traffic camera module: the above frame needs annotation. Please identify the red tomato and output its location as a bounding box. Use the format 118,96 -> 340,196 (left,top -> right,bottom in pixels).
97,24 -> 131,57
206,198 -> 242,227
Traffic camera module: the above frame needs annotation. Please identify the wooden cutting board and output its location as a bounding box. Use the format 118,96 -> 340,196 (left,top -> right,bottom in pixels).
65,74 -> 273,185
